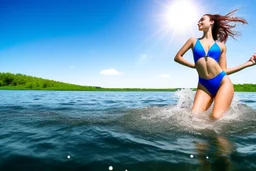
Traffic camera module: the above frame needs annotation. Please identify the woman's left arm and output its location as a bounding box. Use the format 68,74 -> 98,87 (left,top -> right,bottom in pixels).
218,43 -> 256,75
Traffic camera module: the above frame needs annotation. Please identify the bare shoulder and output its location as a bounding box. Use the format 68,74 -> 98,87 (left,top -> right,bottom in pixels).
185,37 -> 197,47
216,41 -> 227,53
176,37 -> 197,55
188,37 -> 197,43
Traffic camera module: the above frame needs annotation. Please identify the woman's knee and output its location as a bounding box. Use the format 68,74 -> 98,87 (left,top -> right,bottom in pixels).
211,109 -> 225,120
211,113 -> 222,120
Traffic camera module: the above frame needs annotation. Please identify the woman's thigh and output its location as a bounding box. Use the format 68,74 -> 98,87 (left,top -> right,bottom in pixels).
192,84 -> 213,114
212,77 -> 234,119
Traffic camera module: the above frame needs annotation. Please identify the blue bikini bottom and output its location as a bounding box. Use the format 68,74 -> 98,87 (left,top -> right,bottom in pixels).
198,71 -> 227,97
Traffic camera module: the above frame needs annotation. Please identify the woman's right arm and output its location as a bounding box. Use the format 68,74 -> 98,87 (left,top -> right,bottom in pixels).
174,37 -> 195,69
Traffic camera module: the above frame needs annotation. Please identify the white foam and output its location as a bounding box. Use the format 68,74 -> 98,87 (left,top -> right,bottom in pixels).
175,88 -> 195,109
121,89 -> 256,135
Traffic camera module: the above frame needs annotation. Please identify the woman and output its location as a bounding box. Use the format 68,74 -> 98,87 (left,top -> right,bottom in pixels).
174,9 -> 256,120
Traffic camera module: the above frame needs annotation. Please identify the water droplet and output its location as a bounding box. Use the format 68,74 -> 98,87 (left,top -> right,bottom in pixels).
206,156 -> 209,159
190,154 -> 194,158
67,155 -> 70,159
109,166 -> 113,170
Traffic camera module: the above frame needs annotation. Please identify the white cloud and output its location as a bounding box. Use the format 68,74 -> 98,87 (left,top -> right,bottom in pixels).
69,66 -> 75,69
160,73 -> 170,78
100,68 -> 123,76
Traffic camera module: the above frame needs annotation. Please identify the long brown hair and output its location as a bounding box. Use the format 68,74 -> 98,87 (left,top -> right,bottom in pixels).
205,9 -> 248,43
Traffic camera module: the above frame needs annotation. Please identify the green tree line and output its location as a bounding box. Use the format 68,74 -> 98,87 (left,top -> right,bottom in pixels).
0,72 -> 177,91
233,84 -> 256,92
0,72 -> 100,90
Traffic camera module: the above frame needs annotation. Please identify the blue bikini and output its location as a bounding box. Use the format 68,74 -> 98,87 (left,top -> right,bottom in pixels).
193,39 -> 227,97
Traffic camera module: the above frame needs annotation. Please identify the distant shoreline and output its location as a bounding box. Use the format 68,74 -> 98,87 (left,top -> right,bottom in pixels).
0,86 -> 179,91
0,86 -> 255,92
0,72 -> 255,92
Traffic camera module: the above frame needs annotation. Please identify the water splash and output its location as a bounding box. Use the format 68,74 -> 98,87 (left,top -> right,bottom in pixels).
118,89 -> 256,136
175,88 -> 195,109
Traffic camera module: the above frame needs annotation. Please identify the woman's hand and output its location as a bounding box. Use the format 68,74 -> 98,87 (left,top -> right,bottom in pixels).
246,53 -> 256,67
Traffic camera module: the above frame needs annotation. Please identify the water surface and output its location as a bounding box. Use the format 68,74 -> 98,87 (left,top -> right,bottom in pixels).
0,90 -> 255,171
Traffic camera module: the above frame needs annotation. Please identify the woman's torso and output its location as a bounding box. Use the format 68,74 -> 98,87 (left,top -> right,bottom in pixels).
192,38 -> 223,79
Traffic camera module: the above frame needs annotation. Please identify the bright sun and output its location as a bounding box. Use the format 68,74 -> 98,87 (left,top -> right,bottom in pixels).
148,0 -> 205,53
163,0 -> 200,33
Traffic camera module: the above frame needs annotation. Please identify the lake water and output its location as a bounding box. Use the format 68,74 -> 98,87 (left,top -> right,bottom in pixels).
0,89 -> 255,171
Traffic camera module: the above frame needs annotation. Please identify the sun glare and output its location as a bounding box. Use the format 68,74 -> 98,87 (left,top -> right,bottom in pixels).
164,0 -> 200,33
146,0 -> 205,54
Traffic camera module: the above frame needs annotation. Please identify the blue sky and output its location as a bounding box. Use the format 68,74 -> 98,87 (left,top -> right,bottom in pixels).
0,0 -> 255,88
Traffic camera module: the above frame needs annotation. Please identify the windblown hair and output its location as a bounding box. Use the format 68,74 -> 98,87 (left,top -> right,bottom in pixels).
205,9 -> 248,43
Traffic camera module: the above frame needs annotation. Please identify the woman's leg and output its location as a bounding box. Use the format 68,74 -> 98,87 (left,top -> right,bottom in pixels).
192,83 -> 213,114
211,77 -> 234,120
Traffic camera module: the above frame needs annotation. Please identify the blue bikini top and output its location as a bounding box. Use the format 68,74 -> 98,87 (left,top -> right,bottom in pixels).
193,38 -> 221,63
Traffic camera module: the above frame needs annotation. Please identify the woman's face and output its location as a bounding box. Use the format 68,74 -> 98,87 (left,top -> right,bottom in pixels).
197,15 -> 213,31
